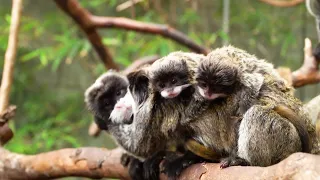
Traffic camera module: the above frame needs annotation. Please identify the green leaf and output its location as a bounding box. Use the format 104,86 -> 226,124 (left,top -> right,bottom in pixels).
102,38 -> 120,46
21,50 -> 42,62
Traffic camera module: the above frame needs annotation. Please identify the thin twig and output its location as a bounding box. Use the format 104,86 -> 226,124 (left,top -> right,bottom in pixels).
0,0 -> 23,115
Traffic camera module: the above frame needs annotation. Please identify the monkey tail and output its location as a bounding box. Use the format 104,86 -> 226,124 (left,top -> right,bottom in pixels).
273,105 -> 311,153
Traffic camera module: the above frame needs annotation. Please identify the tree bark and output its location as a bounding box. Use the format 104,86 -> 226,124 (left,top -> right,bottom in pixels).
0,147 -> 320,180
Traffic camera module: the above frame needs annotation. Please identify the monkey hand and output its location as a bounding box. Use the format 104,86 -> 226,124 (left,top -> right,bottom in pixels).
161,151 -> 206,180
219,156 -> 250,169
122,154 -> 145,180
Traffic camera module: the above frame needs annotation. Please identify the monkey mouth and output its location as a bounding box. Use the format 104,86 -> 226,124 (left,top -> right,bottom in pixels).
167,93 -> 178,98
205,93 -> 227,100
125,114 -> 134,124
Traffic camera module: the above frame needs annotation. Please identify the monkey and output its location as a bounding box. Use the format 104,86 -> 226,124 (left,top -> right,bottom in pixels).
146,52 -> 226,179
84,70 -> 129,130
194,45 -> 317,168
107,61 -> 217,180
84,70 -> 148,180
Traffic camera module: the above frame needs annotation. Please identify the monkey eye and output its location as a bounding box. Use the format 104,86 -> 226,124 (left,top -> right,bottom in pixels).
104,99 -> 110,106
116,91 -> 121,96
171,78 -> 177,85
159,83 -> 165,89
198,82 -> 207,89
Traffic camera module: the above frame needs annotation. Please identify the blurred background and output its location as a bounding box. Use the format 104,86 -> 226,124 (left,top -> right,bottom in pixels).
0,1 -> 319,178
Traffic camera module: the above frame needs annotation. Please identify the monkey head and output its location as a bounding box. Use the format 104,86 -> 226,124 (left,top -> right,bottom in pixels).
85,70 -> 128,129
110,67 -> 150,125
150,52 -> 200,99
196,54 -> 239,100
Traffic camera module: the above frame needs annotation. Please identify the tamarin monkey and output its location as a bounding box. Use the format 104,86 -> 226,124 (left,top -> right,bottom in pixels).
84,70 -> 128,130
194,46 -> 318,167
84,69 -> 150,180
147,52 -> 223,179
109,62 -> 216,180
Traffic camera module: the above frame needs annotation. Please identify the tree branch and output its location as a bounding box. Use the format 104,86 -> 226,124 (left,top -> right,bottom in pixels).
90,16 -> 210,54
53,0 -> 119,70
0,0 -> 23,145
0,0 -> 23,116
122,55 -> 160,75
0,147 -> 319,180
0,147 -> 129,180
53,0 -> 209,56
259,0 -> 304,7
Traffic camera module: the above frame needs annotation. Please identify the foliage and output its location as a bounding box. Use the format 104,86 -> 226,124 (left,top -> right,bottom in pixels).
0,0 -> 319,157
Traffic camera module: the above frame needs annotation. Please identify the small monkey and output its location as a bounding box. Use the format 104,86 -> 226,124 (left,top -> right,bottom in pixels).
84,70 -> 128,130
195,46 -> 316,167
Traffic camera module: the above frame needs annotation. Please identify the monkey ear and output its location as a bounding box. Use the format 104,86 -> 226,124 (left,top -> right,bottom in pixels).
127,70 -> 149,88
241,72 -> 264,94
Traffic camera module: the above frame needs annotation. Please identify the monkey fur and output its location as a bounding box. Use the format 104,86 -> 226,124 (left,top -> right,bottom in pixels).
194,46 -> 318,167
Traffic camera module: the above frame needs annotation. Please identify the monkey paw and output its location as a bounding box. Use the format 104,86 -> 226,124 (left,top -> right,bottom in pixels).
127,157 -> 144,180
120,153 -> 131,167
161,160 -> 185,180
161,152 -> 198,180
143,151 -> 168,180
220,156 -> 250,169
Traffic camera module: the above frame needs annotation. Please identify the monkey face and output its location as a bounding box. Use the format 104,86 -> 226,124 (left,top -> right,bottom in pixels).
151,60 -> 191,99
110,91 -> 134,124
85,72 -> 129,123
110,68 -> 150,125
196,59 -> 238,100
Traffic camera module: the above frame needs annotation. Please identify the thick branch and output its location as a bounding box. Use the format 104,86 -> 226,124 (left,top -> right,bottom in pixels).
122,55 -> 160,75
53,0 -> 209,55
53,0 -> 119,70
260,0 -> 304,7
292,38 -> 320,87
0,147 -> 129,180
0,147 -> 319,180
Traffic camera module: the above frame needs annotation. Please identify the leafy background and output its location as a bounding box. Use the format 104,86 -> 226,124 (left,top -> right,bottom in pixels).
0,0 -> 319,179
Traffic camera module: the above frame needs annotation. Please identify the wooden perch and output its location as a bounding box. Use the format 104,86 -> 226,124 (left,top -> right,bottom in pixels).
0,147 -> 319,180
0,147 -> 129,180
259,0 -> 304,7
53,0 -> 209,56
